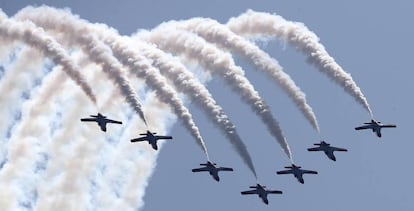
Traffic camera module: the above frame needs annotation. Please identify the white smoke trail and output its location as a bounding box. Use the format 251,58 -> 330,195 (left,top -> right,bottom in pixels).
131,44 -> 262,177
0,65 -> 74,210
139,26 -> 293,161
94,23 -> 244,166
95,93 -> 174,211
227,10 -> 373,117
98,32 -> 210,161
15,6 -> 148,125
16,6 -> 210,161
0,47 -> 44,143
31,61 -> 108,211
0,15 -> 97,105
175,18 -> 320,132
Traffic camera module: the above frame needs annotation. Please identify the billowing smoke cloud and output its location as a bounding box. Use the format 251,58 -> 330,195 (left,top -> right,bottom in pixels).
0,5 -> 373,211
139,26 -> 293,161
227,10 -> 373,117
0,14 -> 97,104
15,6 -> 148,125
175,18 -> 320,132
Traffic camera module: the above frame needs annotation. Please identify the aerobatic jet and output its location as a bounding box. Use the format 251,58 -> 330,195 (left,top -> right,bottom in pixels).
80,113 -> 122,132
241,183 -> 282,205
276,164 -> 318,184
355,119 -> 396,137
130,130 -> 172,150
307,141 -> 348,161
191,161 -> 233,182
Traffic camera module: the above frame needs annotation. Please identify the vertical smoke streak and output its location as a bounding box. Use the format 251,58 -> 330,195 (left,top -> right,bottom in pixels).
175,18 -> 320,132
31,62 -> 107,211
227,10 -> 373,117
15,6 -> 148,125
0,49 -> 46,205
139,26 -> 293,161
0,66 -> 71,211
0,17 -> 97,104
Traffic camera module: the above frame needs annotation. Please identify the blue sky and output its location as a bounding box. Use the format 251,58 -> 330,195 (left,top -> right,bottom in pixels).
1,1 -> 412,210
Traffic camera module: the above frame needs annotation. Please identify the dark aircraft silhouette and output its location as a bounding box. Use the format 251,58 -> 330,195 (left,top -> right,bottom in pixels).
276,164 -> 318,184
241,183 -> 282,205
307,141 -> 348,161
130,130 -> 172,150
191,161 -> 233,182
355,119 -> 396,137
80,113 -> 122,132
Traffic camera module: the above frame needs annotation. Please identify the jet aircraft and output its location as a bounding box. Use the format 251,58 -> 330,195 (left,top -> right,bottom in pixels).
307,141 -> 348,161
355,119 -> 396,137
191,161 -> 233,182
276,164 -> 318,184
80,113 -> 122,132
130,130 -> 172,150
241,183 -> 282,205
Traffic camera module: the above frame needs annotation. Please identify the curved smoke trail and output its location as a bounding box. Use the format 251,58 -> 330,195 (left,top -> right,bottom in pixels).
175,18 -> 320,132
227,10 -> 373,117
15,6 -> 148,125
0,14 -> 97,104
106,36 -> 210,161
94,23 -> 256,174
20,6 -> 210,161
140,26 -> 293,161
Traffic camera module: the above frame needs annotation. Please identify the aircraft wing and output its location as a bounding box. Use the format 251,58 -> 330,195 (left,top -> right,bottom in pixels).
276,169 -> 293,175
302,170 -> 318,174
381,124 -> 396,128
130,136 -> 148,142
355,125 -> 372,130
155,135 -> 173,140
217,167 -> 233,171
307,146 -> 322,151
80,118 -> 96,122
266,190 -> 283,194
241,190 -> 259,195
191,167 -> 208,172
107,119 -> 122,124
331,146 -> 347,152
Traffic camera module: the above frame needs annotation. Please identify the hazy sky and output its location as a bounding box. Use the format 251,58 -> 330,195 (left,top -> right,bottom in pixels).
1,1 -> 413,210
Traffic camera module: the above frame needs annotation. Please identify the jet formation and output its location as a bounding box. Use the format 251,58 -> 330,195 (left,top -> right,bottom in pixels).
79,112 -> 396,206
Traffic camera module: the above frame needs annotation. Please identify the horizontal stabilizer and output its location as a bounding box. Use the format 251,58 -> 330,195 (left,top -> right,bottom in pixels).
267,190 -> 283,194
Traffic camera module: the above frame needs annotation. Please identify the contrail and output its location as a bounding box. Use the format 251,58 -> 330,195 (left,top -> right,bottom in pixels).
227,10 -> 373,117
175,18 -> 320,132
140,26 -> 293,161
15,6 -> 148,125
0,15 -> 97,104
19,6 -> 210,161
